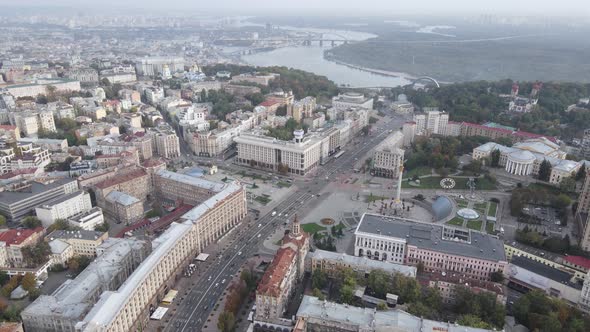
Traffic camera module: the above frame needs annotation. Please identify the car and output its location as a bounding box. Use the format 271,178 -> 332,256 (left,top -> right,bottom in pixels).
257,234 -> 261,238
271,211 -> 277,216
208,276 -> 212,281
222,279 -> 226,284
238,251 -> 242,255
215,283 -> 219,287
278,213 -> 282,217
258,223 -> 262,227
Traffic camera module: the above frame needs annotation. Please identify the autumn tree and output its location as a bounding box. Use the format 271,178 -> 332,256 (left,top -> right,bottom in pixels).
21,272 -> 36,292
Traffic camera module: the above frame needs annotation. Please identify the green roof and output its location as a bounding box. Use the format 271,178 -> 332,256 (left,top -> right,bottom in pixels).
482,122 -> 516,131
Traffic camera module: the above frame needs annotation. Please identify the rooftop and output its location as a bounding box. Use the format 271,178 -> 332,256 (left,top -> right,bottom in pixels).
257,247 -> 296,298
180,181 -> 243,222
80,222 -> 192,329
105,191 -> 140,206
296,296 -> 495,332
562,255 -> 590,270
47,229 -> 106,242
0,227 -> 43,246
356,214 -> 506,262
36,190 -> 87,209
22,238 -> 148,322
94,169 -> 147,190
309,250 -> 416,277
510,255 -> 578,287
0,178 -> 77,205
156,170 -> 226,192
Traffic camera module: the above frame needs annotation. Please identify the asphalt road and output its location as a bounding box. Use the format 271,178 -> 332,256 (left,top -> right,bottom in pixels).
165,112 -> 408,331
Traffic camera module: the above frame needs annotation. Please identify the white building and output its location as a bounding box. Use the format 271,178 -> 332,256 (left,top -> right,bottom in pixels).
332,92 -> 373,111
5,79 -> 81,99
67,207 -> 105,231
472,138 -> 579,184
413,110 -> 448,136
235,130 -> 323,176
372,131 -> 405,178
402,121 -> 416,147
35,190 -> 93,227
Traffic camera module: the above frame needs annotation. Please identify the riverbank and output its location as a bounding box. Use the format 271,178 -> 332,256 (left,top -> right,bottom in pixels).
324,56 -> 418,83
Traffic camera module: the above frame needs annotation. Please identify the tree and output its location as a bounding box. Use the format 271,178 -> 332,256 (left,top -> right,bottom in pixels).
490,149 -> 501,167
0,271 -> 9,286
47,219 -> 71,232
22,216 -> 41,229
312,288 -> 325,301
94,222 -> 110,232
490,270 -> 504,283
376,302 -> 388,311
217,311 -> 236,332
0,214 -> 6,228
559,176 -> 576,193
340,284 -> 355,304
457,315 -> 493,329
1,277 -> 19,297
312,269 -> 327,290
576,163 -> 586,181
538,159 -> 552,181
21,272 -> 36,292
367,269 -> 391,298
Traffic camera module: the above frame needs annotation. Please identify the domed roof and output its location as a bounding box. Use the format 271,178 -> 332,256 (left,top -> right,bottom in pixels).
509,150 -> 535,162
432,196 -> 453,221
457,208 -> 480,220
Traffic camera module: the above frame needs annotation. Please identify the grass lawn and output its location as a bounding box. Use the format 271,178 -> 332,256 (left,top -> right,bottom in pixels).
302,223 -> 327,234
488,202 -> 498,217
486,222 -> 495,234
466,219 -> 483,231
404,166 -> 431,179
456,199 -> 469,208
277,181 -> 292,188
446,217 -> 464,226
402,176 -> 497,190
254,195 -> 271,205
474,202 -> 488,214
366,195 -> 389,203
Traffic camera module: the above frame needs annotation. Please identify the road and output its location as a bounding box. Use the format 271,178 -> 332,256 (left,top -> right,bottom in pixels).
165,112 -> 408,331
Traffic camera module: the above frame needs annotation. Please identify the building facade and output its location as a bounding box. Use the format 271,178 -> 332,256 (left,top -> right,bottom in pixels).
34,190 -> 93,227
354,214 -> 508,281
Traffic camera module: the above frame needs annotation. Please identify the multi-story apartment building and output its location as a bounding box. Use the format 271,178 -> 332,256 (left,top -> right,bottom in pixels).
371,131 -> 405,178
231,72 -> 279,86
294,296 -> 497,332
307,249 -> 416,279
413,110 -> 448,136
0,125 -> 20,143
75,181 -> 246,332
332,92 -> 373,111
256,217 -> 309,325
46,229 -> 109,257
402,121 -> 416,147
426,271 -> 506,305
0,227 -> 45,268
354,213 -> 508,281
93,168 -> 150,209
5,79 -> 81,99
65,69 -> 99,84
0,178 -> 78,222
34,190 -> 93,227
11,110 -> 56,136
148,126 -> 180,159
154,170 -> 225,206
22,237 -> 150,332
104,191 -> 144,224
288,96 -> 316,122
235,130 -> 323,176
580,270 -> 590,313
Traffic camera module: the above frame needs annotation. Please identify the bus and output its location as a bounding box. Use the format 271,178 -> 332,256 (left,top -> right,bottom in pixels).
333,150 -> 345,159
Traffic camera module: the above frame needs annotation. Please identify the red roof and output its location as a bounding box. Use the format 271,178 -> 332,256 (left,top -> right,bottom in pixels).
0,168 -> 37,179
259,100 -> 280,107
94,169 -> 147,189
461,122 -> 556,143
0,227 -> 44,246
257,247 -> 296,297
0,125 -> 17,130
563,256 -> 590,270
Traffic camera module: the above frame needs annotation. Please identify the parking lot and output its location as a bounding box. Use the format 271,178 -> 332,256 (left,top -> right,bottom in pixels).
521,204 -> 565,235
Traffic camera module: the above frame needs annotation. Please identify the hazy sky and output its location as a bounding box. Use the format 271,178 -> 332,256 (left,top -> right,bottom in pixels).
1,0 -> 589,16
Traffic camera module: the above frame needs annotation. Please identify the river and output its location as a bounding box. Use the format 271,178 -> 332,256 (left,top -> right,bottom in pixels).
235,26 -> 412,88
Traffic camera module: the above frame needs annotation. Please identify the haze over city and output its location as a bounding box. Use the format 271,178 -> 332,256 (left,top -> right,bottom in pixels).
0,1 -> 590,332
